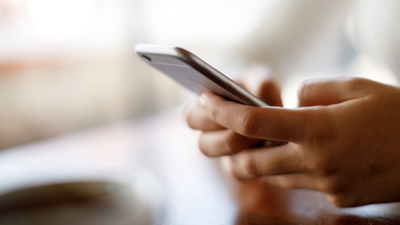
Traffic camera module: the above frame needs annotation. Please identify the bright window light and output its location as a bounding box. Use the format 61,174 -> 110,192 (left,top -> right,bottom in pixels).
28,0 -> 95,43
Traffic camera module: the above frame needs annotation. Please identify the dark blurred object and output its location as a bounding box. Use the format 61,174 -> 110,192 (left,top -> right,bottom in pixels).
0,181 -> 153,225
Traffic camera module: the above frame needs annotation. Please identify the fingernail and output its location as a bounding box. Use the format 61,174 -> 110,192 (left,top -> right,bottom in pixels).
199,97 -> 205,105
199,93 -> 207,106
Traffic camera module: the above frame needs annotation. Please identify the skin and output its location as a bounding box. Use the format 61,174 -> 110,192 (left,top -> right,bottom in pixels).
185,68 -> 400,207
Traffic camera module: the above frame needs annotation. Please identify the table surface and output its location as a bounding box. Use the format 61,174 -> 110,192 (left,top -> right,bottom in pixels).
0,108 -> 400,225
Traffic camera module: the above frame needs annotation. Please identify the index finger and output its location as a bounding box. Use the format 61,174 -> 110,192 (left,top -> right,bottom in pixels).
199,92 -> 318,143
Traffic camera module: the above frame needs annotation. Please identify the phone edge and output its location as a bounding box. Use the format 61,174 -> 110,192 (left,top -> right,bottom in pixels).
135,44 -> 268,107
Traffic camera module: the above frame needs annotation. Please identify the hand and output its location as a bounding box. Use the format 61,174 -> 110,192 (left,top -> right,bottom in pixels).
185,66 -> 283,155
187,75 -> 400,207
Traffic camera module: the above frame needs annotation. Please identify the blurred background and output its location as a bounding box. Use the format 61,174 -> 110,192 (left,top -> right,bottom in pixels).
1,1 -> 400,224
0,0 -> 280,149
0,0 -> 399,149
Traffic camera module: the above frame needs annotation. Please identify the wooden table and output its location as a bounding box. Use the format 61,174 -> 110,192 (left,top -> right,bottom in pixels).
0,108 -> 400,224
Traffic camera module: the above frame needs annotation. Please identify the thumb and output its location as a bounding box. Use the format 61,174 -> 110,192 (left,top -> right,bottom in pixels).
200,92 -> 319,143
298,77 -> 368,107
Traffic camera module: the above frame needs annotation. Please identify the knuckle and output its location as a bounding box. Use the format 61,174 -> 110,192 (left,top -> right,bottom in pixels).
227,157 -> 247,180
346,77 -> 366,87
230,170 -> 246,180
237,109 -> 259,136
239,153 -> 259,177
223,132 -> 238,154
344,77 -> 370,93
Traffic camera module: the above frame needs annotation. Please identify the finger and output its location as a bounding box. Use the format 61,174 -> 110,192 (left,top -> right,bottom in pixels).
298,77 -> 369,107
185,101 -> 224,131
262,174 -> 343,195
198,130 -> 262,156
260,173 -> 318,190
225,143 -> 308,180
240,66 -> 282,106
200,92 -> 316,143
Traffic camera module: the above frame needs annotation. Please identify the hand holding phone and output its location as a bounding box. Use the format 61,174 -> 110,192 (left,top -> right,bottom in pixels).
136,44 -> 285,148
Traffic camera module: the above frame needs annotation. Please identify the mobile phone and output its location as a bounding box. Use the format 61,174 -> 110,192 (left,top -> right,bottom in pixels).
135,44 -> 268,107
